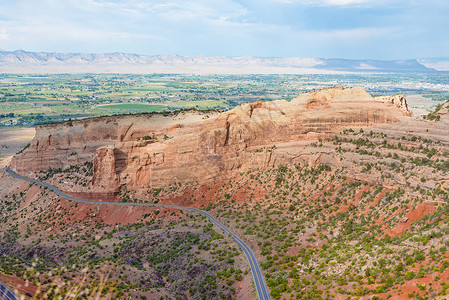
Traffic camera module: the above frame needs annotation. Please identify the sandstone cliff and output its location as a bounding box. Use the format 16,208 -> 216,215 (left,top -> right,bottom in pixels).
11,118 -> 118,175
375,94 -> 413,116
11,87 -> 412,192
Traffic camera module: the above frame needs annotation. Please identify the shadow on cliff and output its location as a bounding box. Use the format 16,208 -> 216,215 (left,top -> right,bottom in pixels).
113,148 -> 128,183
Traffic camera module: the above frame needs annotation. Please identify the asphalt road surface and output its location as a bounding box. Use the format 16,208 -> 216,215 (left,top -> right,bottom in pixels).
4,167 -> 270,300
0,283 -> 17,300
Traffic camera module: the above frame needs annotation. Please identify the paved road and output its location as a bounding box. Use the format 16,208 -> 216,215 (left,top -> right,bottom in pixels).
0,283 -> 17,300
4,167 -> 270,300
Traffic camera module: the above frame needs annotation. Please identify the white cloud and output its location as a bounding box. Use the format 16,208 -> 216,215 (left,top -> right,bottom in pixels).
275,0 -> 416,7
0,28 -> 8,40
4,21 -> 166,42
277,0 -> 372,5
67,0 -> 249,22
0,0 -> 447,58
319,0 -> 370,5
306,26 -> 397,39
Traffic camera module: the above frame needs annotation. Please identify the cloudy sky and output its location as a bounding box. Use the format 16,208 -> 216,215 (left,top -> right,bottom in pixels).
0,0 -> 447,59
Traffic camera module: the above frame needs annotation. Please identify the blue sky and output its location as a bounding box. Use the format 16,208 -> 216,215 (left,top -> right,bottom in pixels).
0,0 -> 447,59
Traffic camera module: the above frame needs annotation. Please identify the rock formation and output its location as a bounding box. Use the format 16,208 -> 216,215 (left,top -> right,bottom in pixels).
11,87 -> 413,193
375,94 -> 413,116
10,117 -> 119,175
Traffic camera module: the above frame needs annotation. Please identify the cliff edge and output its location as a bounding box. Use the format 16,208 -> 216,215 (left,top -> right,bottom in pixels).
11,87 -> 412,192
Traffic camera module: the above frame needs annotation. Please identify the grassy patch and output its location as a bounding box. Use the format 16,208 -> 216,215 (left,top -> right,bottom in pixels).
94,103 -> 167,111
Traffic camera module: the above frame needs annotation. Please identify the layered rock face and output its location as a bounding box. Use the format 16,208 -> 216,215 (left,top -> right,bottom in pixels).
11,118 -> 119,175
10,112 -> 213,175
375,94 -> 413,116
11,87 -> 412,192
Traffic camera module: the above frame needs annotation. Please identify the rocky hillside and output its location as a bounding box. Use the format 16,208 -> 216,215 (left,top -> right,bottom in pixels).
11,87 -> 412,194
3,87 -> 449,300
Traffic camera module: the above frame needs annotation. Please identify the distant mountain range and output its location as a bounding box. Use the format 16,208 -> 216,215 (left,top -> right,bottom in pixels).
0,50 -> 445,74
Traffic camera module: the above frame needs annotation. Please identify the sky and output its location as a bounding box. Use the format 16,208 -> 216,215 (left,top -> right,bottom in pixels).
0,0 -> 448,59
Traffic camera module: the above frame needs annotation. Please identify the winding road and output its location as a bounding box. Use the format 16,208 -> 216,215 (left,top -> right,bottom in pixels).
0,283 -> 17,300
4,167 -> 270,300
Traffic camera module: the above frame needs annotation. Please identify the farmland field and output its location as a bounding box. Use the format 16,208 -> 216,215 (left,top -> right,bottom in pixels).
91,103 -> 167,114
0,73 -> 448,127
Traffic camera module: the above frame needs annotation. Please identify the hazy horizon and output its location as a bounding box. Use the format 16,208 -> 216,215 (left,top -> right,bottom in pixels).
1,49 -> 449,61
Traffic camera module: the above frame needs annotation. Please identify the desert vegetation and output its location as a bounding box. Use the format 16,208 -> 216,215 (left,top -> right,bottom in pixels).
1,86 -> 449,299
2,121 -> 449,299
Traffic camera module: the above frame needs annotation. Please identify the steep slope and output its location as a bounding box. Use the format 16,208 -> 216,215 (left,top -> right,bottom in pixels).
11,87 -> 412,195
4,87 -> 449,300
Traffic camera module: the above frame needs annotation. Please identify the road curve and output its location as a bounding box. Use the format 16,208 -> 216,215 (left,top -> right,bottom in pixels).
0,282 -> 18,300
4,167 -> 270,300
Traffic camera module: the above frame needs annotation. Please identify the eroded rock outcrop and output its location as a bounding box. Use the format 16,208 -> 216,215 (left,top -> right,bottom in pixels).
11,118 -> 119,175
11,87 -> 413,192
375,94 -> 413,116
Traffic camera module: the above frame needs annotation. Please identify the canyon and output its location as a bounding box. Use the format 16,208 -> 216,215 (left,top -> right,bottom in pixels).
3,86 -> 449,299
11,86 -> 413,195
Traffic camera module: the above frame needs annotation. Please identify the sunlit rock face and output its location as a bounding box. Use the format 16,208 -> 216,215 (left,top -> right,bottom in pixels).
11,87 -> 412,192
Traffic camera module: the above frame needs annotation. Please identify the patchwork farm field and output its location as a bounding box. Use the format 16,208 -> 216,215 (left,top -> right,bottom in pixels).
91,103 -> 167,113
0,73 -> 448,128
